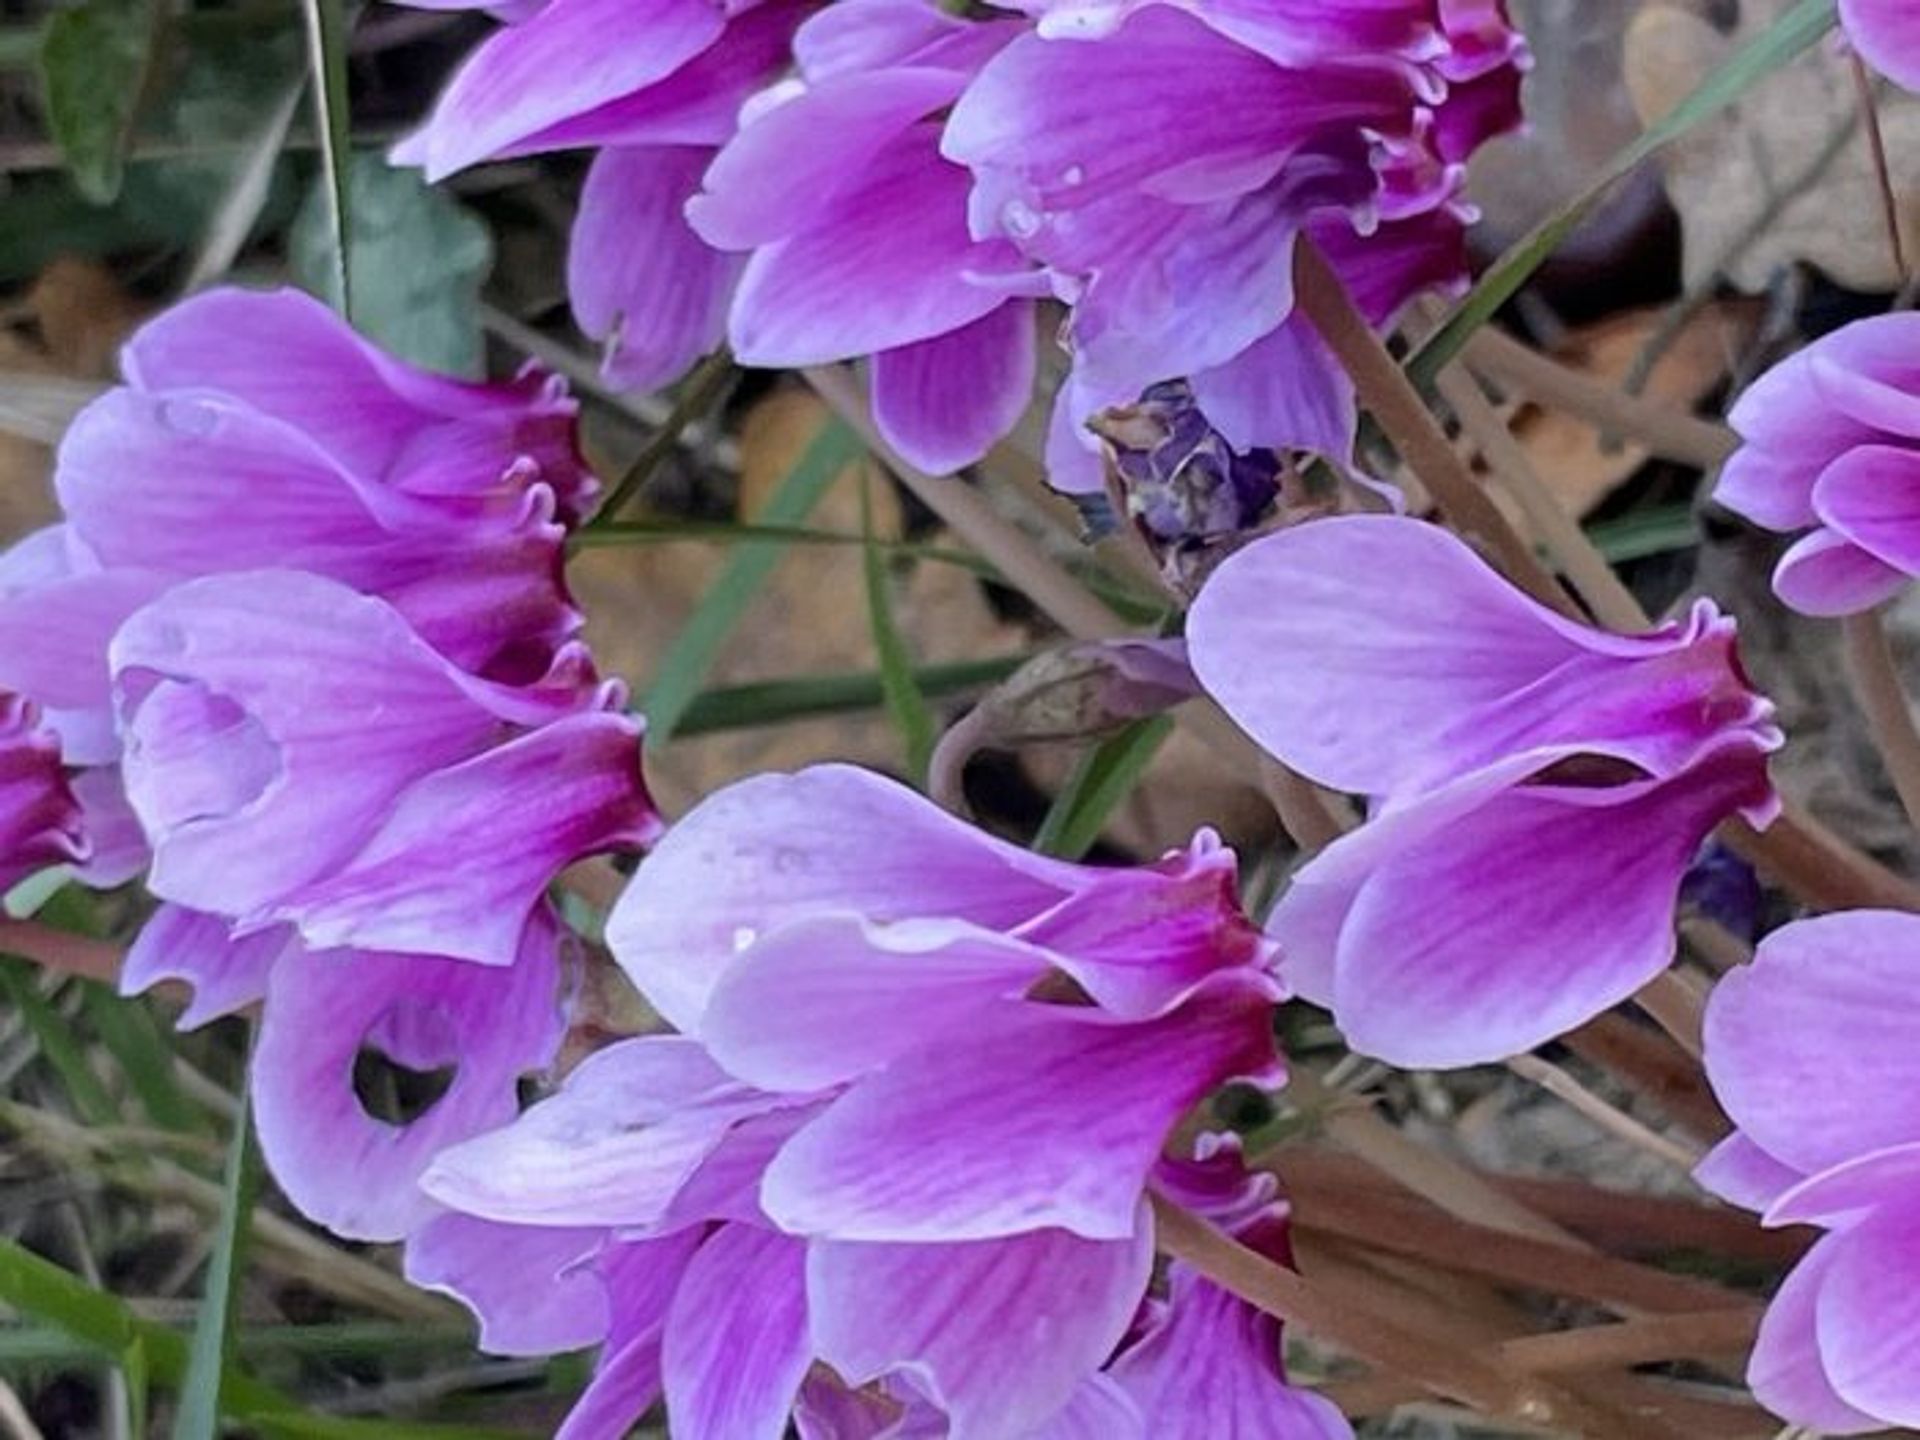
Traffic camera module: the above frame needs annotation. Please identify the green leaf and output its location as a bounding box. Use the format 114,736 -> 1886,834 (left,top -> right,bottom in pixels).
120,1334 -> 150,1440
38,0 -> 158,203
1032,715 -> 1176,860
291,154 -> 494,374
643,420 -> 865,743
1408,0 -> 1837,390
860,475 -> 936,785
673,656 -> 1028,736
173,1075 -> 260,1440
295,0 -> 354,316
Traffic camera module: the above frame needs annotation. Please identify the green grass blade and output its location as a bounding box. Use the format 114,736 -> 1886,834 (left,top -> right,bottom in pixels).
296,0 -> 353,318
860,474 -> 936,784
642,420 -> 863,743
80,983 -> 210,1135
173,1075 -> 260,1440
1586,505 -> 1700,563
672,655 -> 1026,736
1408,0 -> 1836,390
0,1238 -> 516,1439
1032,715 -> 1176,860
0,963 -> 115,1124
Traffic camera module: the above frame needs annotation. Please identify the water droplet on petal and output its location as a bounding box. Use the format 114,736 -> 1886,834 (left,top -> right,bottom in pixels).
155,398 -> 221,437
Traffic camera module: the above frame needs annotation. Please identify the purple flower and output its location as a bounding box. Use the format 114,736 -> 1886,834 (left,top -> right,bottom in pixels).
1699,910 -> 1920,1433
1716,313 -> 1920,616
395,0 -> 811,389
0,694 -> 85,893
110,569 -> 658,966
1188,515 -> 1781,1065
120,903 -> 567,1242
414,764 -> 1286,1438
1843,0 -> 1920,91
688,0 -> 1047,474
944,0 -> 1526,491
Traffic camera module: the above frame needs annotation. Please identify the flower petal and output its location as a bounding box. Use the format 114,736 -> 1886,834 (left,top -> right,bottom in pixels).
570,146 -> 740,393
252,916 -> 564,1241
1772,526 -> 1910,616
404,1214 -> 610,1355
1810,443 -> 1920,576
1747,1235 -> 1883,1436
1188,313 -> 1354,464
1816,1203 -> 1920,1425
119,904 -> 289,1030
558,1230 -> 706,1440
421,1036 -> 790,1228
809,1213 -> 1154,1440
661,1224 -> 811,1440
868,302 -> 1034,476
271,710 -> 658,967
406,0 -> 726,179
1693,1132 -> 1805,1215
1843,0 -> 1920,90
606,763 -> 1079,1033
1704,909 -> 1920,1177
1316,740 -> 1774,1067
761,975 -> 1277,1241
1768,1143 -> 1920,1229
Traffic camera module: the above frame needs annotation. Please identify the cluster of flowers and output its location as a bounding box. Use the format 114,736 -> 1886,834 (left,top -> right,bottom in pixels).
0,286 -> 661,1240
396,0 -> 1528,486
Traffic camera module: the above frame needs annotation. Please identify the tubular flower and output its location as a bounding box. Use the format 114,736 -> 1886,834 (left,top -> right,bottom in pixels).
395,0 -> 811,389
1716,313 -> 1920,616
1188,515 -> 1781,1066
689,0 -> 1046,475
1699,910 -> 1920,1434
110,569 -> 658,967
414,763 -> 1290,1439
944,0 -> 1526,491
1842,0 -> 1920,91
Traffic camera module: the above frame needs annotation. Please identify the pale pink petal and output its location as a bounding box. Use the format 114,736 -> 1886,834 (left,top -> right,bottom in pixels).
252,916 -> 565,1241
0,568 -> 172,714
1748,1236 -> 1883,1436
69,768 -> 148,886
700,915 -> 1051,1092
1810,443 -> 1920,575
660,1225 -> 811,1440
1772,526 -> 1909,616
1188,313 -> 1354,463
761,974 -> 1277,1241
1843,0 -> 1920,90
606,764 -> 1080,1033
1021,1377 -> 1144,1440
407,0 -> 725,180
1769,1143 -> 1920,1228
1818,1205 -> 1920,1425
728,125 -> 1016,364
809,1212 -> 1154,1440
869,301 -> 1035,475
1694,1133 -> 1805,1214
421,1036 -> 795,1228
559,1230 -> 705,1440
1112,1267 -> 1352,1440
1703,909 -> 1920,1177
570,147 -> 740,393
1314,739 -> 1775,1066
119,905 -> 289,1029
404,1214 -> 610,1355
272,710 -> 657,967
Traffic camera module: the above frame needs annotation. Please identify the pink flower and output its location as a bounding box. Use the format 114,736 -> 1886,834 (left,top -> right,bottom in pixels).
1700,909 -> 1920,1433
1188,515 -> 1780,1065
121,904 -> 567,1243
416,764 -> 1287,1438
0,694 -> 86,893
1716,313 -> 1920,615
395,0 -> 811,389
944,0 -> 1526,491
1842,0 -> 1920,91
689,0 -> 1047,474
110,569 -> 657,966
